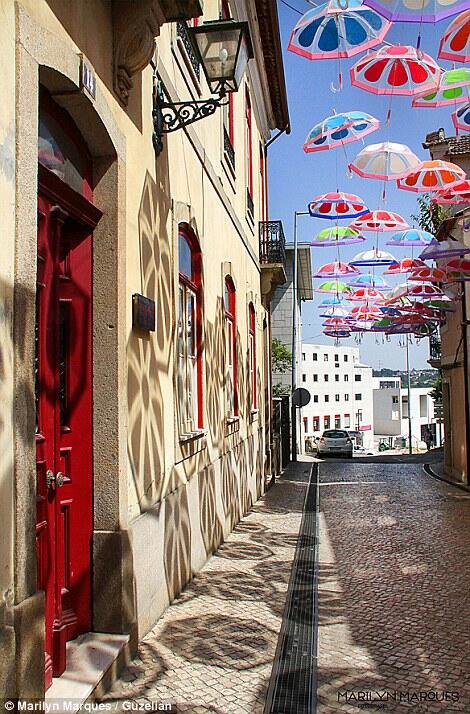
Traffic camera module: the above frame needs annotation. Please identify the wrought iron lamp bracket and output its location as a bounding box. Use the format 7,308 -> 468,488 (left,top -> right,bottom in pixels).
153,78 -> 229,156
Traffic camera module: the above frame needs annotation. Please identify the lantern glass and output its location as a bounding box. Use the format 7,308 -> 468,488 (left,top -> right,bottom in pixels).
190,21 -> 253,94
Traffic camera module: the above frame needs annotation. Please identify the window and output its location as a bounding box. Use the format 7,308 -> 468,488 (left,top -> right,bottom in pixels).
223,94 -> 235,169
313,353 -> 318,361
313,416 -> 320,432
335,374 -> 339,382
324,374 -> 329,382
313,395 -> 318,403
344,414 -> 351,428
344,374 -> 349,382
344,355 -> 348,362
325,395 -> 329,403
355,393 -> 362,401
345,394 -> 349,401
335,394 -> 340,402
303,417 -> 308,433
302,374 -> 306,383
335,415 -> 341,429
392,396 -> 399,404
324,415 -> 330,429
249,303 -> 256,410
334,354 -> 339,362
355,374 -> 362,382
302,352 -> 306,361
313,374 -> 318,382
178,225 -> 202,433
224,276 -> 237,416
324,354 -> 328,362
245,88 -> 253,215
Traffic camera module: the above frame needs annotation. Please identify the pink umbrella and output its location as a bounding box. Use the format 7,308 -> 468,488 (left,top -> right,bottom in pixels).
364,0 -> 469,23
398,160 -> 466,192
444,258 -> 470,281
439,11 -> 470,63
384,258 -> 427,274
349,142 -> 420,180
412,68 -> 470,108
407,284 -> 445,300
452,102 -> 470,132
346,288 -> 385,302
350,45 -> 441,96
308,191 -> 369,219
432,179 -> 470,204
350,304 -> 383,319
409,267 -> 446,283
350,210 -> 409,232
313,261 -> 359,278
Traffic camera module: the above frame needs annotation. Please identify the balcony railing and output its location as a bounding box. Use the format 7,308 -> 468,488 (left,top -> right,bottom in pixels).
430,335 -> 441,361
259,220 -> 286,266
223,126 -> 235,170
177,21 -> 200,80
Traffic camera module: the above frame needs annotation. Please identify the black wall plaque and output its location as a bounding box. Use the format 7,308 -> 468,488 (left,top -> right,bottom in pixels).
132,294 -> 155,332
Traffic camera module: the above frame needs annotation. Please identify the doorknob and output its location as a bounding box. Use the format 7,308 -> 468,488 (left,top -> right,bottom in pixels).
46,470 -> 66,489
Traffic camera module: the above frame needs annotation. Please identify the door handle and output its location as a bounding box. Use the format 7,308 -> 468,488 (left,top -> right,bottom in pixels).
46,470 -> 66,489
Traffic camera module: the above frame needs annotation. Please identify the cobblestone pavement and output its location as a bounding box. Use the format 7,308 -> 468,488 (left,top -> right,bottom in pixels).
99,459 -> 313,714
317,462 -> 470,714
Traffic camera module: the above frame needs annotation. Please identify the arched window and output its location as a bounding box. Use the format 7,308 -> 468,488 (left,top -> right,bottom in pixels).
249,303 -> 256,410
224,276 -> 237,416
178,224 -> 203,433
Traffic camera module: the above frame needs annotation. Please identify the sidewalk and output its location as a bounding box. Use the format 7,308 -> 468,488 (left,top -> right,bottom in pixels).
99,458 -> 313,714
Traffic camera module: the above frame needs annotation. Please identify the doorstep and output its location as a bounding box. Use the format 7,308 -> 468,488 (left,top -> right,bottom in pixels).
45,632 -> 130,708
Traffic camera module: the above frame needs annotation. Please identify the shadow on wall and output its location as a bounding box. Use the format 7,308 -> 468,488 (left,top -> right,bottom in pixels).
204,296 -> 225,450
127,165 -> 172,514
163,484 -> 191,603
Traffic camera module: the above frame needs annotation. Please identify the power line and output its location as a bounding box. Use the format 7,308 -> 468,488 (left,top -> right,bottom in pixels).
279,0 -> 304,15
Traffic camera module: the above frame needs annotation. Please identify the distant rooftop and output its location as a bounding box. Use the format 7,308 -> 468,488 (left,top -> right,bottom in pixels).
423,128 -> 470,157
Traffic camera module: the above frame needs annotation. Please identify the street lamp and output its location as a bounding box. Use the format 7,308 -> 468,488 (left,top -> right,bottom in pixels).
153,20 -> 253,155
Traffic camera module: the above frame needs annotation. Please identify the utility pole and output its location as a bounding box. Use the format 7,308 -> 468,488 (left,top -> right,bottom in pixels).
291,210 -> 309,462
406,335 -> 412,455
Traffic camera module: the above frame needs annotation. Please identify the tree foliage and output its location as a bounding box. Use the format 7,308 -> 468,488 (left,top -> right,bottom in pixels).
272,338 -> 292,374
430,373 -> 442,403
410,193 -> 450,235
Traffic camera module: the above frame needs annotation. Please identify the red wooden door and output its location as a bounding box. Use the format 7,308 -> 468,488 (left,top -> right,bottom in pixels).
36,165 -> 101,688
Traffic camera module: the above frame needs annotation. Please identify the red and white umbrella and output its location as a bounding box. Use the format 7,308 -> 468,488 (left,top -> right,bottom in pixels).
431,179 -> 470,204
407,284 -> 445,300
397,160 -> 466,192
346,288 -> 385,302
308,191 -> 369,219
350,45 -> 441,96
444,258 -> 470,281
349,141 -> 420,181
409,267 -> 446,283
439,11 -> 470,63
384,257 -> 427,274
350,304 -> 383,319
350,210 -> 409,232
313,261 -> 359,278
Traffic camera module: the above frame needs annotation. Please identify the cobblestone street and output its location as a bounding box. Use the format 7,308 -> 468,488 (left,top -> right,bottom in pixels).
317,461 -> 470,714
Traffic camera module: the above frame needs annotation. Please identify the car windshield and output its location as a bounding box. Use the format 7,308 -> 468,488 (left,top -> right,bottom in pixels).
323,430 -> 349,439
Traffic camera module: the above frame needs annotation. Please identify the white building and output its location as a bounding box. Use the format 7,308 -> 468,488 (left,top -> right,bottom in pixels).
300,344 -> 375,450
372,377 -> 442,449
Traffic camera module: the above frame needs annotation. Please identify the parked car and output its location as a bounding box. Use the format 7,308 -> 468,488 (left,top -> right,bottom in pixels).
317,429 -> 353,459
353,444 -> 376,456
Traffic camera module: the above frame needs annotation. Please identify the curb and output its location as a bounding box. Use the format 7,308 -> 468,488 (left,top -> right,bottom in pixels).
423,463 -> 470,493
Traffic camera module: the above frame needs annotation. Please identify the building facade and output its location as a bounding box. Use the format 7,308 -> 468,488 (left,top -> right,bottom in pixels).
300,344 -> 375,450
0,0 -> 289,698
372,378 -> 441,450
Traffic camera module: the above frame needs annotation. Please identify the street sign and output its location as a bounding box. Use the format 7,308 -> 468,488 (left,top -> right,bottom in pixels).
292,387 -> 311,408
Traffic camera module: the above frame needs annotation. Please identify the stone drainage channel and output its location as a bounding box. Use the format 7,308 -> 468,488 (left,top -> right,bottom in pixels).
264,463 -> 319,714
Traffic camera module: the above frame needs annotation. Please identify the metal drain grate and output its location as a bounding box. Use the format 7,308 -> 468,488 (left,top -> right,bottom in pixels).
264,463 -> 319,714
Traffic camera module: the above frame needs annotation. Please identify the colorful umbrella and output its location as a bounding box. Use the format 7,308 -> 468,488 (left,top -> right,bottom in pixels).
407,284 -> 445,300
311,226 -> 367,246
324,329 -> 352,338
316,280 -> 354,293
350,209 -> 409,232
349,273 -> 391,290
452,102 -> 470,132
346,287 -> 385,301
363,0 -> 468,23
349,141 -> 420,180
420,237 -> 470,259
319,305 -> 352,318
383,257 -> 427,273
323,317 -> 354,327
444,257 -> 470,281
304,111 -> 380,153
313,261 -> 360,278
439,10 -> 470,63
397,160 -> 466,192
409,267 -> 446,282
431,179 -> 470,203
308,192 -> 369,219
288,0 -> 391,61
350,304 -> 383,319
350,248 -> 397,266
318,295 -> 345,306
412,69 -> 470,107
386,228 -> 434,247
350,45 -> 441,96
413,323 -> 439,337
385,283 -> 410,302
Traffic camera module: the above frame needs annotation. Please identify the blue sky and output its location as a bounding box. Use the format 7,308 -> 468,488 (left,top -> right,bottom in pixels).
269,0 -> 461,369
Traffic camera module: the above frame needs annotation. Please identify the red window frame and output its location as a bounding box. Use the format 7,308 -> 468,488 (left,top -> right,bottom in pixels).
249,303 -> 256,410
344,413 -> 351,428
225,276 -> 238,416
259,142 -> 267,221
335,414 -> 341,429
313,417 -> 320,432
245,88 -> 253,199
221,0 -> 231,18
324,415 -> 330,429
178,223 -> 203,431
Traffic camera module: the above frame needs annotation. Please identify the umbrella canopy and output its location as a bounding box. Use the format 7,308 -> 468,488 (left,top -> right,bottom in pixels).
308,192 -> 369,219
398,160 -> 466,192
316,280 -> 354,293
311,226 -> 367,246
304,111 -> 380,153
452,102 -> 470,132
313,261 -> 360,278
431,179 -> 470,203
385,283 -> 410,303
413,323 -> 439,337
350,209 -> 409,232
412,68 -> 470,108
409,267 -> 446,282
323,317 -> 354,327
288,0 -> 391,61
319,305 -> 352,318
349,273 -> 391,290
324,329 -> 352,338
444,257 -> 470,281
350,45 -> 441,96
350,248 -> 397,266
349,141 -> 420,180
384,257 -> 427,273
346,287 -> 385,301
363,0 -> 468,23
386,228 -> 434,247
350,304 -> 383,319
420,237 -> 470,259
407,284 -> 445,299
439,10 -> 470,63
317,295 -> 345,307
